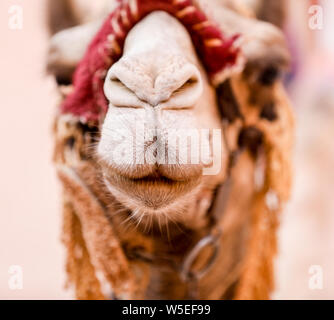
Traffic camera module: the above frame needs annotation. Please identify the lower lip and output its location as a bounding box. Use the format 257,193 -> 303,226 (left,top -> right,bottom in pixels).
103,170 -> 202,210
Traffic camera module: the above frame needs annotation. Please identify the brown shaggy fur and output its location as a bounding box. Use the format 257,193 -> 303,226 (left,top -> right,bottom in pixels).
54,75 -> 294,299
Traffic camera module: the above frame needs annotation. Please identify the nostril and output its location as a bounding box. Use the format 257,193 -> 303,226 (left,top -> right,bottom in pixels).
109,76 -> 127,89
172,77 -> 199,95
104,69 -> 148,108
157,71 -> 202,109
144,76 -> 200,107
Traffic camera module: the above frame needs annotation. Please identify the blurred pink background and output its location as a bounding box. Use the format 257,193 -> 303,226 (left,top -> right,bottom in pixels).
0,0 -> 333,299
0,0 -> 70,299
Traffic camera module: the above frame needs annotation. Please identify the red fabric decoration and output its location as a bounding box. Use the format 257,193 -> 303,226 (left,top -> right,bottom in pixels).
61,0 -> 241,123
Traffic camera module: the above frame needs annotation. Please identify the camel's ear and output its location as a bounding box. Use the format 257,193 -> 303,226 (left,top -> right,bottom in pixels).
47,20 -> 103,85
240,19 -> 290,83
252,0 -> 286,28
215,0 -> 286,28
195,0 -> 290,84
47,0 -> 118,34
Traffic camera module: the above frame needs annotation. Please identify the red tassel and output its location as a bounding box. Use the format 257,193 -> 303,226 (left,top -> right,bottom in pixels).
61,0 -> 240,123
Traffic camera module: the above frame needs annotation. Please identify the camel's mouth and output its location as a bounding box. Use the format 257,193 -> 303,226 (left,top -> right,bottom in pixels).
128,174 -> 182,185
103,166 -> 200,190
102,166 -> 201,210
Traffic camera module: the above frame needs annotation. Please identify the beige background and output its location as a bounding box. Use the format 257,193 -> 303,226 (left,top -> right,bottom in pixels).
0,0 -> 333,299
0,0 -> 70,299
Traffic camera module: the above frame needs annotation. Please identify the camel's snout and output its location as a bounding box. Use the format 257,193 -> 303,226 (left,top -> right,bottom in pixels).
96,11 -> 224,213
104,54 -> 203,110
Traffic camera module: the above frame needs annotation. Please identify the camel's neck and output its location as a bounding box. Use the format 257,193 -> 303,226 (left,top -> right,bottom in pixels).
103,182 -> 228,299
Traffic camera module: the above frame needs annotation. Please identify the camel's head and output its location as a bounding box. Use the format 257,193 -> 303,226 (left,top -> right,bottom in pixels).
48,0 -> 290,222
98,12 -> 226,216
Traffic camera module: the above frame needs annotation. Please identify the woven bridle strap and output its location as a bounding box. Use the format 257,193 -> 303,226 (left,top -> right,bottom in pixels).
61,0 -> 242,123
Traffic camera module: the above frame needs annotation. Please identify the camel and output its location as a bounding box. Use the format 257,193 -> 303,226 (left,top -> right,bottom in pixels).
48,0 -> 294,299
